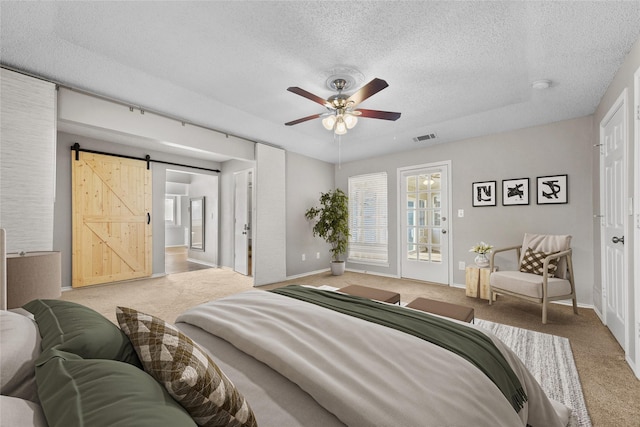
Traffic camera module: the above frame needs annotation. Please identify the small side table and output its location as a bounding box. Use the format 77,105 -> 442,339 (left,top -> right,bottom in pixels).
465,265 -> 497,301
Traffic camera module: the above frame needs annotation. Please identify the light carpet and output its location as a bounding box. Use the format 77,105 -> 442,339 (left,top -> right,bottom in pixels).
476,319 -> 591,427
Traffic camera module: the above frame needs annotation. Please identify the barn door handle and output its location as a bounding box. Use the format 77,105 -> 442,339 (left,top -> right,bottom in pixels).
612,236 -> 624,244
147,213 -> 151,225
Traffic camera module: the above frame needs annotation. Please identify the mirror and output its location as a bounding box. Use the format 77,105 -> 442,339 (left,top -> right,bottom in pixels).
190,197 -> 204,251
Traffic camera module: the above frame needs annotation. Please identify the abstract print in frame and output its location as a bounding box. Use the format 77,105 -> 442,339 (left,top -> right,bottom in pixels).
536,174 -> 568,204
502,178 -> 529,206
472,181 -> 496,207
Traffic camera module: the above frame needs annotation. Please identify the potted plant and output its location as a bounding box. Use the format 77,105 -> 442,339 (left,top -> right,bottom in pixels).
305,188 -> 350,275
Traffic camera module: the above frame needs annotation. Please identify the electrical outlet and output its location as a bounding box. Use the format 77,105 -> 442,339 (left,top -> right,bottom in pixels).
458,209 -> 464,218
301,254 -> 306,261
458,261 -> 466,270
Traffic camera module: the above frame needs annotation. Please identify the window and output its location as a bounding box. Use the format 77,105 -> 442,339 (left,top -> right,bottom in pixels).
165,197 -> 176,223
348,172 -> 388,265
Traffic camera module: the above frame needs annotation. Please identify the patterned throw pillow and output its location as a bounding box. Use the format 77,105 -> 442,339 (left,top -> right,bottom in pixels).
116,307 -> 257,427
519,247 -> 559,277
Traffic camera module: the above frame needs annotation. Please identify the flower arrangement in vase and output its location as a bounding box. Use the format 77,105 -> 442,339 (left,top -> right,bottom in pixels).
469,241 -> 493,268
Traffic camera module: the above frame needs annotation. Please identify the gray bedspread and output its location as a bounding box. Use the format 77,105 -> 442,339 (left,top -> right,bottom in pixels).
176,289 -> 568,427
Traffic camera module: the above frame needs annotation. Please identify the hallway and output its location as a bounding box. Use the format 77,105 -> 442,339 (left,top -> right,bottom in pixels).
165,246 -> 212,274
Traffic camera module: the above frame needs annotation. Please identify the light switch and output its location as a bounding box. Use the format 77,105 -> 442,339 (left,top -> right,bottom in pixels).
458,209 -> 464,218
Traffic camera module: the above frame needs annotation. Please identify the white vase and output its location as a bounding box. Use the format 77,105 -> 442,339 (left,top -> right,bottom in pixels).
474,253 -> 490,268
330,261 -> 345,276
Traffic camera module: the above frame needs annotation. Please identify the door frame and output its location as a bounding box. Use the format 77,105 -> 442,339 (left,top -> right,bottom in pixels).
396,160 -> 453,285
598,88 -> 629,352
633,66 -> 640,379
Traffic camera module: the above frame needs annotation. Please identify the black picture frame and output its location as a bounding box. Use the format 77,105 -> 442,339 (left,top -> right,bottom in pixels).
472,181 -> 496,207
502,178 -> 529,206
536,174 -> 568,204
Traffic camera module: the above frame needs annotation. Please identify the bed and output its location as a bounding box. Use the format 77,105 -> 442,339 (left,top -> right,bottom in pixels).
1,285 -> 571,427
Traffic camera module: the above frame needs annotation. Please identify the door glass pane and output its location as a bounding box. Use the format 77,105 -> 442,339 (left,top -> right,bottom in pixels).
430,173 -> 441,190
407,212 -> 415,227
406,176 -> 416,191
407,244 -> 417,260
418,175 -> 428,191
418,192 -> 429,208
407,228 -> 417,244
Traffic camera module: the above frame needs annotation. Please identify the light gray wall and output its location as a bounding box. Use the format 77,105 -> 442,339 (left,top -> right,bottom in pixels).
591,36 -> 639,366
187,174 -> 219,266
54,132 -> 221,287
333,116 -> 594,305
285,151 -> 335,277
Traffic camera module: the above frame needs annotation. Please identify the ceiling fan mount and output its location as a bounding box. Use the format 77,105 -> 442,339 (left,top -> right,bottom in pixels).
285,76 -> 401,135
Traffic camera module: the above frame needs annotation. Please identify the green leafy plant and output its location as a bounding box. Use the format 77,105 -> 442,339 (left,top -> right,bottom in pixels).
305,189 -> 350,262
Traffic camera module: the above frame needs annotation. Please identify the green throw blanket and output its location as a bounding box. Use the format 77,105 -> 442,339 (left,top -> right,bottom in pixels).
271,285 -> 527,413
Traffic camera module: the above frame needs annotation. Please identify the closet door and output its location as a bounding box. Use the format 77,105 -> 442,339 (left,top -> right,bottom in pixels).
72,151 -> 152,287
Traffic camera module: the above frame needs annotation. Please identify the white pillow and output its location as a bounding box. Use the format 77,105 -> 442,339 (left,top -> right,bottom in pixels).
0,395 -> 47,427
0,310 -> 41,402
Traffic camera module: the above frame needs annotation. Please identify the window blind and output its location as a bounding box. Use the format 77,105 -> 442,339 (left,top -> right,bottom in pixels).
348,172 -> 388,264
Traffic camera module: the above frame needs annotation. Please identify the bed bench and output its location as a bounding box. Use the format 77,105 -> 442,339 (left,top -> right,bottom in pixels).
338,285 -> 401,305
406,297 -> 475,323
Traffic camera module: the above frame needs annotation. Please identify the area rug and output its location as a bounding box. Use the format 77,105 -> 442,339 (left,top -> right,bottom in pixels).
476,319 -> 591,427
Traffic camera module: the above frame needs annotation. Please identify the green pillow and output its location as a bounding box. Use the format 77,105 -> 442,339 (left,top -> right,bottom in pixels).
23,299 -> 141,367
35,352 -> 196,427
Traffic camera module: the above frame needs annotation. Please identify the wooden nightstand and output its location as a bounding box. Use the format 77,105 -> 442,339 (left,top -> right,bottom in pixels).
465,266 -> 497,301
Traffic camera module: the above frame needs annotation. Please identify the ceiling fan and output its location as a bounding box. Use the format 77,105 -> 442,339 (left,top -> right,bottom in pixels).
285,77 -> 401,135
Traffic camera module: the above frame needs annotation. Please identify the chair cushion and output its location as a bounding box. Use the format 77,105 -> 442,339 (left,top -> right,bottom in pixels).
519,247 -> 559,277
520,233 -> 571,279
490,271 -> 572,299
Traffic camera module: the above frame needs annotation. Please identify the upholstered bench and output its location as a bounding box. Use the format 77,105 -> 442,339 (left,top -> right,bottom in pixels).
338,285 -> 401,305
406,297 -> 475,323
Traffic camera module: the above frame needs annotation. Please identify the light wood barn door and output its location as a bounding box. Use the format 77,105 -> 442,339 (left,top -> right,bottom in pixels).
72,152 -> 152,287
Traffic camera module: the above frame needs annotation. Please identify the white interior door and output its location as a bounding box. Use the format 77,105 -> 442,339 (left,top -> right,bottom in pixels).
600,94 -> 627,349
400,165 -> 449,284
234,170 -> 250,275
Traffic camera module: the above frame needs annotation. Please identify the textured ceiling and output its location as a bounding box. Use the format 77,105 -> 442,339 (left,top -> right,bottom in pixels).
1,1 -> 640,164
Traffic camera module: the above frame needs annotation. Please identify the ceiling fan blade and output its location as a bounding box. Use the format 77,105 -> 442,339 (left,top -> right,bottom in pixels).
355,108 -> 401,121
287,87 -> 331,108
347,78 -> 389,106
285,113 -> 322,126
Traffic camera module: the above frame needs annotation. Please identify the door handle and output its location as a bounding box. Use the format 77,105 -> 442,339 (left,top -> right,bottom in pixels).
612,236 -> 624,244
147,213 -> 151,225
442,230 -> 447,234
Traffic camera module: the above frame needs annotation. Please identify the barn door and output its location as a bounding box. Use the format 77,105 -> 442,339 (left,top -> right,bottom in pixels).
72,151 -> 152,287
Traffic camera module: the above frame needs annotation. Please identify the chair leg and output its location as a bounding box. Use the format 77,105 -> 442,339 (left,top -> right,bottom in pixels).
542,300 -> 548,324
489,291 -> 493,305
572,296 -> 578,315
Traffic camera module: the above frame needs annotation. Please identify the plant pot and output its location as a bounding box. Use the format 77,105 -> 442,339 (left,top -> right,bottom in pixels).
330,261 -> 345,276
474,253 -> 490,268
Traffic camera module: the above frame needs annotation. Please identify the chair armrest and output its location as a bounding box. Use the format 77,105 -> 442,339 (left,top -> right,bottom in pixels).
542,248 -> 572,278
490,245 -> 522,270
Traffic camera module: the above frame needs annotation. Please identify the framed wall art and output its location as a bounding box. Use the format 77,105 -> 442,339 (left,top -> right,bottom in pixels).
536,174 -> 568,204
472,181 -> 496,207
502,178 -> 529,206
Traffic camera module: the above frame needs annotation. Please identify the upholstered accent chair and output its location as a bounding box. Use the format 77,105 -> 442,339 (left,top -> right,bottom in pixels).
489,233 -> 578,324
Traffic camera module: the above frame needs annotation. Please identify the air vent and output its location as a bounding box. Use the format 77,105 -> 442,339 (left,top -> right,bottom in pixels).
413,133 -> 438,143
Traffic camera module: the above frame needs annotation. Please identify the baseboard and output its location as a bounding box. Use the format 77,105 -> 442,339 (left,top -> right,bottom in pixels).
344,268 -> 400,279
285,269 -> 330,280
593,306 -> 604,322
186,258 -> 217,267
625,355 -> 640,380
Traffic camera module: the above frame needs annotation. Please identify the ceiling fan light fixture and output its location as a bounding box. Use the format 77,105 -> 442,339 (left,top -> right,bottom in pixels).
322,115 -> 337,130
344,113 -> 358,129
335,118 -> 347,135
